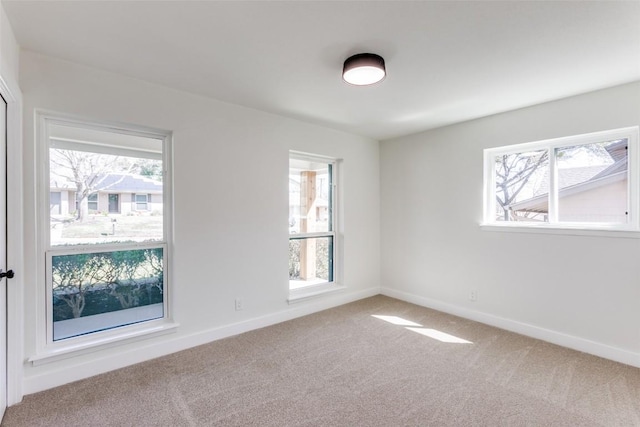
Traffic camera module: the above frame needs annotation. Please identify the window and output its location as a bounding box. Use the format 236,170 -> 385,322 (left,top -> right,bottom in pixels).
135,193 -> 148,211
289,152 -> 337,291
50,191 -> 61,215
38,112 -> 173,353
483,127 -> 639,230
87,193 -> 98,212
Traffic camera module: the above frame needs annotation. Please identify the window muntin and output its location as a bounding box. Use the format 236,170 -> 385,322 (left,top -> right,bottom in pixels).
289,153 -> 336,289
42,115 -> 171,348
484,127 -> 639,230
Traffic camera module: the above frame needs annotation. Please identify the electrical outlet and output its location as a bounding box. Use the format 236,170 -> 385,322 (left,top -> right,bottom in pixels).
469,290 -> 478,302
235,298 -> 243,311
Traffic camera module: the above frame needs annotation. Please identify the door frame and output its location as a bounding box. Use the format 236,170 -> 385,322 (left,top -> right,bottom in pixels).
0,72 -> 24,406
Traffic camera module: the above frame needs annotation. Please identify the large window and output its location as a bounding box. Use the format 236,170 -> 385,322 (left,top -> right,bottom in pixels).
289,152 -> 337,291
38,113 -> 172,351
483,127 -> 639,230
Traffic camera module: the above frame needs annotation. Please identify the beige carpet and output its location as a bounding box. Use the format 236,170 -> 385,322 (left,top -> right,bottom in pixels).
3,295 -> 640,426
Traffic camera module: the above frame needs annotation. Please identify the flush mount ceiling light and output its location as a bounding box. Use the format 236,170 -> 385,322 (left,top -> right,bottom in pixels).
342,53 -> 386,86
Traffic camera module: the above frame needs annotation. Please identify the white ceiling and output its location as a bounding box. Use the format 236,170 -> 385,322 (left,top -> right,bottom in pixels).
3,1 -> 640,140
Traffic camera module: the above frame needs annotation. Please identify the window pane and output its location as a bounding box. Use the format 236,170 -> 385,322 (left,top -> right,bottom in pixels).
555,139 -> 628,223
289,236 -> 333,289
49,132 -> 163,246
51,248 -> 164,341
289,159 -> 332,234
87,193 -> 98,212
50,192 -> 61,215
494,150 -> 549,222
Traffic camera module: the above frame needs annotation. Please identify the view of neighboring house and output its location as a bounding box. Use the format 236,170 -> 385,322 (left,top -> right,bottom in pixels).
509,140 -> 628,223
49,179 -> 77,217
50,173 -> 163,217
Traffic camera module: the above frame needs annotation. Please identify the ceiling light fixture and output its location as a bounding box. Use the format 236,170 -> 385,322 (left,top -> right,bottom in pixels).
342,53 -> 386,86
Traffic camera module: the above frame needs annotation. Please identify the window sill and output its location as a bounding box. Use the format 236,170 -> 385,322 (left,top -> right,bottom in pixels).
287,283 -> 345,304
480,223 -> 640,239
28,320 -> 179,366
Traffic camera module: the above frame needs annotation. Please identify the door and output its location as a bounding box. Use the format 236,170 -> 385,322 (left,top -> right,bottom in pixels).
108,193 -> 119,213
0,94 -> 8,419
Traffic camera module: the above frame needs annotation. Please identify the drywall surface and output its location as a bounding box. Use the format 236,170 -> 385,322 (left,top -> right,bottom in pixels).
381,82 -> 640,365
19,51 -> 380,393
0,4 -> 18,85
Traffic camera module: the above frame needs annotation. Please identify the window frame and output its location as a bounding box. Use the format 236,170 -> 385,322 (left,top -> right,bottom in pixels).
87,193 -> 98,211
482,127 -> 640,233
31,111 -> 176,364
288,151 -> 342,302
135,193 -> 149,211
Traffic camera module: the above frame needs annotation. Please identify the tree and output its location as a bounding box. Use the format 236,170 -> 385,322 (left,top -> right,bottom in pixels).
495,151 -> 548,221
134,159 -> 163,182
494,141 -> 620,221
50,149 -> 134,222
107,250 -> 146,309
52,249 -> 165,321
52,253 -> 117,319
143,248 -> 164,293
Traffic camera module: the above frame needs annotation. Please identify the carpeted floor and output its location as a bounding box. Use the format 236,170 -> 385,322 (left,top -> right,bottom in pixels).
3,295 -> 640,426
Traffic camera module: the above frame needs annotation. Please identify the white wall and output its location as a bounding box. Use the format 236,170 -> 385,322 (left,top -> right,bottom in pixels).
381,82 -> 640,367
0,4 -> 19,86
17,39 -> 638,398
20,51 -> 380,394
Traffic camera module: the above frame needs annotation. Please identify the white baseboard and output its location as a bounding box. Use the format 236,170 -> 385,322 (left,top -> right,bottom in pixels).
380,287 -> 640,369
22,286 -> 380,396
25,284 -> 638,397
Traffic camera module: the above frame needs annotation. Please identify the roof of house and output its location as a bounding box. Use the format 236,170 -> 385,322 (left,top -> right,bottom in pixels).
591,141 -> 628,179
531,165 -> 610,198
509,140 -> 627,213
50,173 -> 163,194
95,174 -> 163,193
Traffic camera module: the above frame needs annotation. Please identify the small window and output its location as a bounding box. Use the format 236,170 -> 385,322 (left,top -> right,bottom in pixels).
87,193 -> 98,212
483,127 -> 639,230
135,194 -> 148,211
50,191 -> 61,215
289,152 -> 337,290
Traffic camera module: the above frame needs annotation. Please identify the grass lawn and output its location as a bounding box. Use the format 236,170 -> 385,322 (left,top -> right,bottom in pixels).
53,214 -> 163,244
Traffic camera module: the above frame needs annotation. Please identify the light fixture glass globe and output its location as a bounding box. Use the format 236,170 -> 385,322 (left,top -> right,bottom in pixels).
342,53 -> 386,86
343,66 -> 386,86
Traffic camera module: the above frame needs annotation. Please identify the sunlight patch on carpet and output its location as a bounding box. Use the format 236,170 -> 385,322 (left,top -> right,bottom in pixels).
372,314 -> 472,344
371,315 -> 422,327
406,327 -> 473,344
